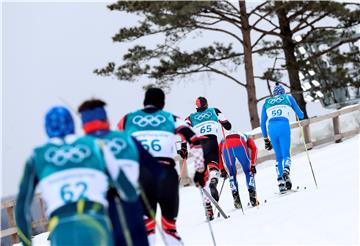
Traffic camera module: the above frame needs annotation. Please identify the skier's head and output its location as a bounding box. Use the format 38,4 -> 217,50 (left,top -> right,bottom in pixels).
78,99 -> 110,134
273,82 -> 285,96
196,96 -> 208,112
45,106 -> 75,138
143,87 -> 165,109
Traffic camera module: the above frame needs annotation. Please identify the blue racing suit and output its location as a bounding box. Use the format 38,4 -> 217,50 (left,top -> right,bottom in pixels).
260,94 -> 304,180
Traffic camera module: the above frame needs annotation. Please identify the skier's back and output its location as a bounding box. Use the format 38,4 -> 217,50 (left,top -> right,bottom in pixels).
261,83 -> 304,192
118,88 -> 205,245
16,107 -> 114,245
183,96 -> 231,219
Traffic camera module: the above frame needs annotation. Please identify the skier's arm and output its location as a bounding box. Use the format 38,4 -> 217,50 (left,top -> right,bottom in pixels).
15,156 -> 39,246
117,115 -> 128,131
215,108 -> 231,130
174,115 -> 204,146
247,137 -> 258,166
288,95 -> 304,120
260,104 -> 268,138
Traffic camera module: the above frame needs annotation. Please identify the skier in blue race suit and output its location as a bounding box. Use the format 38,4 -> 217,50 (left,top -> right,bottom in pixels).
261,83 -> 304,192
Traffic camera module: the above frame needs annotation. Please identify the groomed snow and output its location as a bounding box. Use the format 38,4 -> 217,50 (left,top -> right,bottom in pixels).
15,135 -> 359,245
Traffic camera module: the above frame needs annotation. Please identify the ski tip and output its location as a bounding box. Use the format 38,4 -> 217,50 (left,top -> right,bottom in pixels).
264,199 -> 267,203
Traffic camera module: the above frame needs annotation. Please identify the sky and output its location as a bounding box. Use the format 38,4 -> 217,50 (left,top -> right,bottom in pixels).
1,2 -> 334,197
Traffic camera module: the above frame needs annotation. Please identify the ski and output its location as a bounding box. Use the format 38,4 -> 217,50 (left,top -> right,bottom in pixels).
202,188 -> 230,219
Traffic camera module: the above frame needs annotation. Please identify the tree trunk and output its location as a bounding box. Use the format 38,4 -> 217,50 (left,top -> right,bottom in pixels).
275,3 -> 309,118
239,0 -> 260,128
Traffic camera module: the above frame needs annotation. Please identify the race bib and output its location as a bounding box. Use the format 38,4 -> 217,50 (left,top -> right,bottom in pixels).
193,121 -> 219,137
133,130 -> 176,158
266,105 -> 292,120
38,168 -> 108,216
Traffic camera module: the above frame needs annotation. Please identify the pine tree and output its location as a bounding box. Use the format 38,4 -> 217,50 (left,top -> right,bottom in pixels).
95,1 -> 278,128
252,1 -> 360,117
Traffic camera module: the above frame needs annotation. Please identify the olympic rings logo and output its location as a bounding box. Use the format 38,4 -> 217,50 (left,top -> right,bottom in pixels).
132,115 -> 166,127
104,138 -> 127,155
268,96 -> 284,105
45,145 -> 91,166
194,112 -> 212,121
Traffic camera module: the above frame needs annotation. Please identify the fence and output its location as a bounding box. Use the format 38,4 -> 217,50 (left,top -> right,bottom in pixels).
1,194 -> 48,245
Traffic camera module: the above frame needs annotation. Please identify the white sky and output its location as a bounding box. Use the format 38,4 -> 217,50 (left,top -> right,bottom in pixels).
1,2 -> 333,197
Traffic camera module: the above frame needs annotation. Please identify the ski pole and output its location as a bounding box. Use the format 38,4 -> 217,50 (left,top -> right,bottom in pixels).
113,195 -> 134,246
199,188 -> 217,246
139,185 -> 169,246
297,117 -> 318,189
220,126 -> 244,214
215,177 -> 226,217
178,158 -> 187,183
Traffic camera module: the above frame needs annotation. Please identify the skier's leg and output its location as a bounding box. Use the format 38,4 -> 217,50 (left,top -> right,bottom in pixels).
235,146 -> 257,206
49,206 -> 113,246
279,122 -> 292,189
222,147 -> 237,193
158,166 -> 183,245
268,123 -> 286,192
139,164 -> 158,242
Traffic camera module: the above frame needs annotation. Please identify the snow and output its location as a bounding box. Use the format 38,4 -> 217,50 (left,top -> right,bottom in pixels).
15,135 -> 359,245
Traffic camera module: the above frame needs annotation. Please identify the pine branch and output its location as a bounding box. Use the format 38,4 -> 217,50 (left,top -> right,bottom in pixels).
251,10 -> 278,29
206,66 -> 246,87
307,35 -> 360,61
248,1 -> 270,16
251,27 -> 278,49
293,13 -> 328,33
194,24 -> 244,44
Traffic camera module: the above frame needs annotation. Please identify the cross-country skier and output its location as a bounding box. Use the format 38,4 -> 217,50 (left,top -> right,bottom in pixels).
15,106 -> 114,245
260,83 -> 304,192
181,96 -> 232,220
219,132 -> 258,207
117,88 -> 205,245
78,99 -> 154,246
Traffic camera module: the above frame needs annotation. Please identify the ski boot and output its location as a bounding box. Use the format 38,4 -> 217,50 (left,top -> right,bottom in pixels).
209,177 -> 219,201
205,202 -> 214,221
278,179 -> 286,193
232,191 -> 242,209
248,188 -> 258,207
283,169 -> 292,190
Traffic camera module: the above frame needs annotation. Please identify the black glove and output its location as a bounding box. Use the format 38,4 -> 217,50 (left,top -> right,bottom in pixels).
264,138 -> 272,151
177,148 -> 188,159
220,168 -> 228,179
193,171 -> 206,187
250,166 -> 257,174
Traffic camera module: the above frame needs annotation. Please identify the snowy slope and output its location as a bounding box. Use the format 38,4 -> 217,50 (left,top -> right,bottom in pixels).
16,135 -> 359,245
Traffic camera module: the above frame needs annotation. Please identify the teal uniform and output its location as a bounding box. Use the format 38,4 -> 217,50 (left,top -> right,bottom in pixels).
124,109 -> 176,159
189,107 -> 220,138
15,135 -> 114,246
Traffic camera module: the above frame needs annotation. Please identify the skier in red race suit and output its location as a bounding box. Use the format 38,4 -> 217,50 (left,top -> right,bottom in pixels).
219,132 -> 259,207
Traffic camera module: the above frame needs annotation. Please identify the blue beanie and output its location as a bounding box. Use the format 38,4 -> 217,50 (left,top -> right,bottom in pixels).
45,106 -> 75,138
273,82 -> 285,96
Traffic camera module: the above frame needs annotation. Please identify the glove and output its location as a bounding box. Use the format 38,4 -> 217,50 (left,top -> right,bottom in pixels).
177,148 -> 188,159
250,165 -> 257,174
264,137 -> 272,151
220,168 -> 228,179
193,171 -> 206,187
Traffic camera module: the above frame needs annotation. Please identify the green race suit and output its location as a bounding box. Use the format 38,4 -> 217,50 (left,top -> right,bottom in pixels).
15,135 -> 113,246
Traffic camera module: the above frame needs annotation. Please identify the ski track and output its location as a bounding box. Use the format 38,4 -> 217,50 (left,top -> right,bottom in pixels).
14,135 -> 359,245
